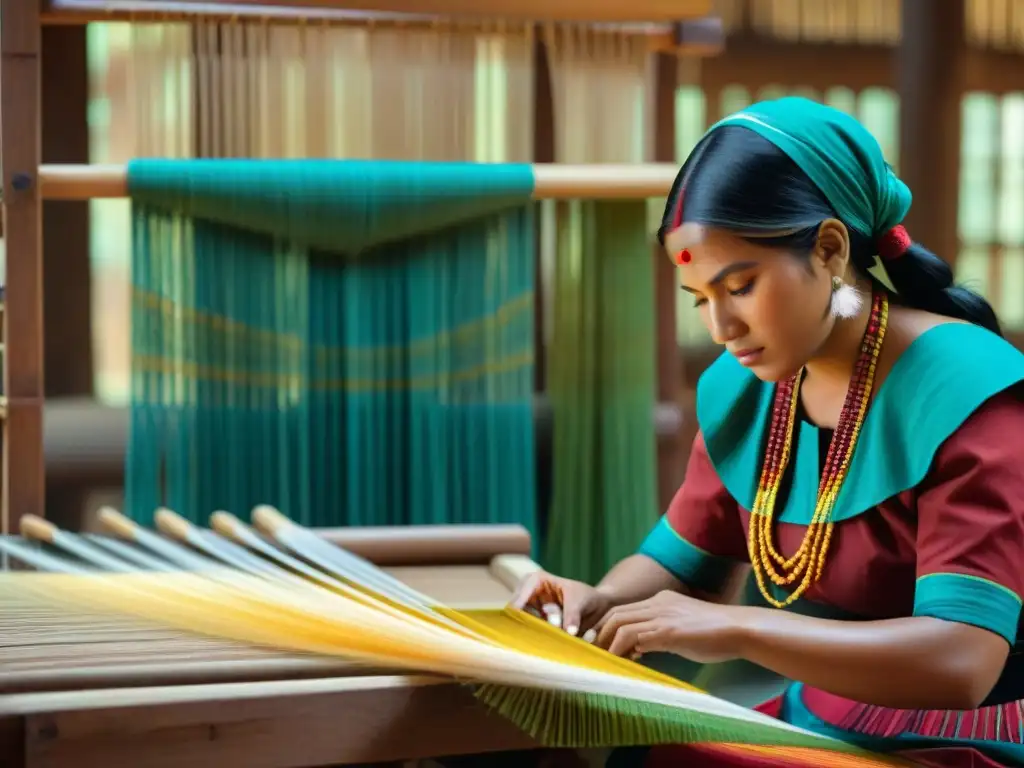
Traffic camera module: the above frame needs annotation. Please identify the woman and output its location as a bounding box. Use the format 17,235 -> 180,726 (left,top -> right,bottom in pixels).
511,97 -> 1024,768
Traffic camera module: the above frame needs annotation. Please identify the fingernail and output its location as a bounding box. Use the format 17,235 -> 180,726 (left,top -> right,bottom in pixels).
583,629 -> 597,643
566,625 -> 579,636
541,603 -> 560,615
547,613 -> 562,628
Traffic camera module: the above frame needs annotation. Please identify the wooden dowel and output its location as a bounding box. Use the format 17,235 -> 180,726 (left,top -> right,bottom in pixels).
317,524 -> 532,565
38,162 -> 680,200
531,163 -> 678,198
42,0 -> 713,23
39,163 -> 125,200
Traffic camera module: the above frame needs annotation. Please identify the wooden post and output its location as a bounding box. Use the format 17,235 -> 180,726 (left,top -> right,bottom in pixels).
531,32 -> 555,543
652,51 -> 684,510
42,24 -> 93,531
1,0 -> 46,536
42,26 -> 92,400
897,0 -> 964,266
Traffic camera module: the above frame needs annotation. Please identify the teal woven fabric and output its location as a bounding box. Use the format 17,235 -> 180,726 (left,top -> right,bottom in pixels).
126,158 -> 538,539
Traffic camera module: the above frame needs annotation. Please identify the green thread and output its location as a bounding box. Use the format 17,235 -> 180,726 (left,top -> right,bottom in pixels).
473,683 -> 887,756
542,199 -> 660,584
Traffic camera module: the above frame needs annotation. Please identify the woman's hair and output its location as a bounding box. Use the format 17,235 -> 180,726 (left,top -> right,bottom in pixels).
659,126 -> 1001,336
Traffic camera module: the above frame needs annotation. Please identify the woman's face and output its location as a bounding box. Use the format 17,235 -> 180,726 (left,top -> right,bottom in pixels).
664,226 -> 836,382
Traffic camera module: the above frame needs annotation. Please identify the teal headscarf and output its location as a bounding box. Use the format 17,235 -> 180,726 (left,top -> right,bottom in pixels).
708,97 -> 912,240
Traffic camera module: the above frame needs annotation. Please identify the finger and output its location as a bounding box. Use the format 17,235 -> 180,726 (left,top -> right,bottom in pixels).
511,576 -> 560,612
595,606 -> 655,650
575,595 -> 617,637
598,606 -> 651,647
560,593 -> 587,637
606,624 -> 640,658
608,619 -> 660,658
509,573 -> 544,610
541,602 -> 563,628
635,626 -> 674,656
592,597 -> 653,634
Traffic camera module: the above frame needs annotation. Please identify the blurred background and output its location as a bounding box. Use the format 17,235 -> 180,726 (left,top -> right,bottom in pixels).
19,0 -> 1023,536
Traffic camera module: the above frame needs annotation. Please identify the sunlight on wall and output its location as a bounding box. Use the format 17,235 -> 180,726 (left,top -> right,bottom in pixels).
86,23 -> 517,406
88,27 -> 1024,396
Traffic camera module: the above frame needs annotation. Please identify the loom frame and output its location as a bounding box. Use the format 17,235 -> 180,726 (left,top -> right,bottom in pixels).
40,0 -> 726,55
0,522 -> 548,767
42,0 -> 715,24
0,9 -> 709,764
2,0 -> 717,535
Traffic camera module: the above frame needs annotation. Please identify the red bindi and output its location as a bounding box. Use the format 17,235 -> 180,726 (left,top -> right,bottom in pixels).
675,249 -> 692,265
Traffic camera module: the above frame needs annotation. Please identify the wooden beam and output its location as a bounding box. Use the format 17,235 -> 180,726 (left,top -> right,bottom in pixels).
43,0 -> 714,23
1,0 -> 46,535
697,34 -> 1024,95
38,163 -> 684,200
41,24 -> 94,531
41,398 -> 684,488
0,675 -> 539,768
652,52 -> 686,512
700,36 -> 895,94
43,3 -> 722,61
41,26 -> 92,401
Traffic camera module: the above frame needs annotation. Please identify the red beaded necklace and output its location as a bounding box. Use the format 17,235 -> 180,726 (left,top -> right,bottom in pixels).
748,290 -> 889,608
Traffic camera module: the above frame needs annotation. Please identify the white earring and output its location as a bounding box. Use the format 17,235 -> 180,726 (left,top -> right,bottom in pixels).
829,275 -> 863,320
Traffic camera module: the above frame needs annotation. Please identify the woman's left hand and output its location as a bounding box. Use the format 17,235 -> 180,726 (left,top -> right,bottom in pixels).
594,590 -> 746,664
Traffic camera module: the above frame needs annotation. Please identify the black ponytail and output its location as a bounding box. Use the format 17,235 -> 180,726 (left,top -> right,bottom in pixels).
879,242 -> 1002,336
662,126 -> 1002,336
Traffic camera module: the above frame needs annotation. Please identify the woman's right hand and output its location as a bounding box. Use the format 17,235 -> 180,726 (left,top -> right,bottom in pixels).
509,571 -> 615,642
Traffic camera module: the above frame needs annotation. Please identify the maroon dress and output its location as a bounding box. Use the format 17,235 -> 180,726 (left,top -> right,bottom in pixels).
634,381 -> 1024,767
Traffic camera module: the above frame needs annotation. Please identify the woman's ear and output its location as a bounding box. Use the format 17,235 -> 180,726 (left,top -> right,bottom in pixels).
813,219 -> 851,276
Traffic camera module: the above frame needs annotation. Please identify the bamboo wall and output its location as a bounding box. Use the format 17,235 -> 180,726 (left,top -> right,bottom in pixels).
76,0 -> 1024,403
715,0 -> 1024,49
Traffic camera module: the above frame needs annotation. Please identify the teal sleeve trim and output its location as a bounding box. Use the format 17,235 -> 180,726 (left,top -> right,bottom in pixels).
913,573 -> 1022,645
637,516 -> 738,595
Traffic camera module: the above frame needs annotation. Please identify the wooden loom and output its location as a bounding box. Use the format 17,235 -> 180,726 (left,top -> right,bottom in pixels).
0,1 -> 723,766
0,517 -> 549,766
4,0 -> 725,537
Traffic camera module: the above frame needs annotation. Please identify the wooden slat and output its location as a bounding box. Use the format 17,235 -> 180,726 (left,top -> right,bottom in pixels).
1,0 -> 46,536
41,2 -> 726,57
698,35 -> 1024,94
320,530 -> 531,565
42,0 -> 714,23
0,675 -> 538,767
40,398 -> 683,486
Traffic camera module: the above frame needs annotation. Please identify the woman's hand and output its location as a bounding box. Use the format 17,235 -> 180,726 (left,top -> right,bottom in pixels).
594,590 -> 745,664
509,571 -> 615,641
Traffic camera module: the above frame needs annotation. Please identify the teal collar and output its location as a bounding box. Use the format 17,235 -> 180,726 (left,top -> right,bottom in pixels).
697,323 -> 1024,524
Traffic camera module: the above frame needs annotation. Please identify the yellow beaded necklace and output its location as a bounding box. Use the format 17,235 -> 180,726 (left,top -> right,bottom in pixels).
748,291 -> 889,608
